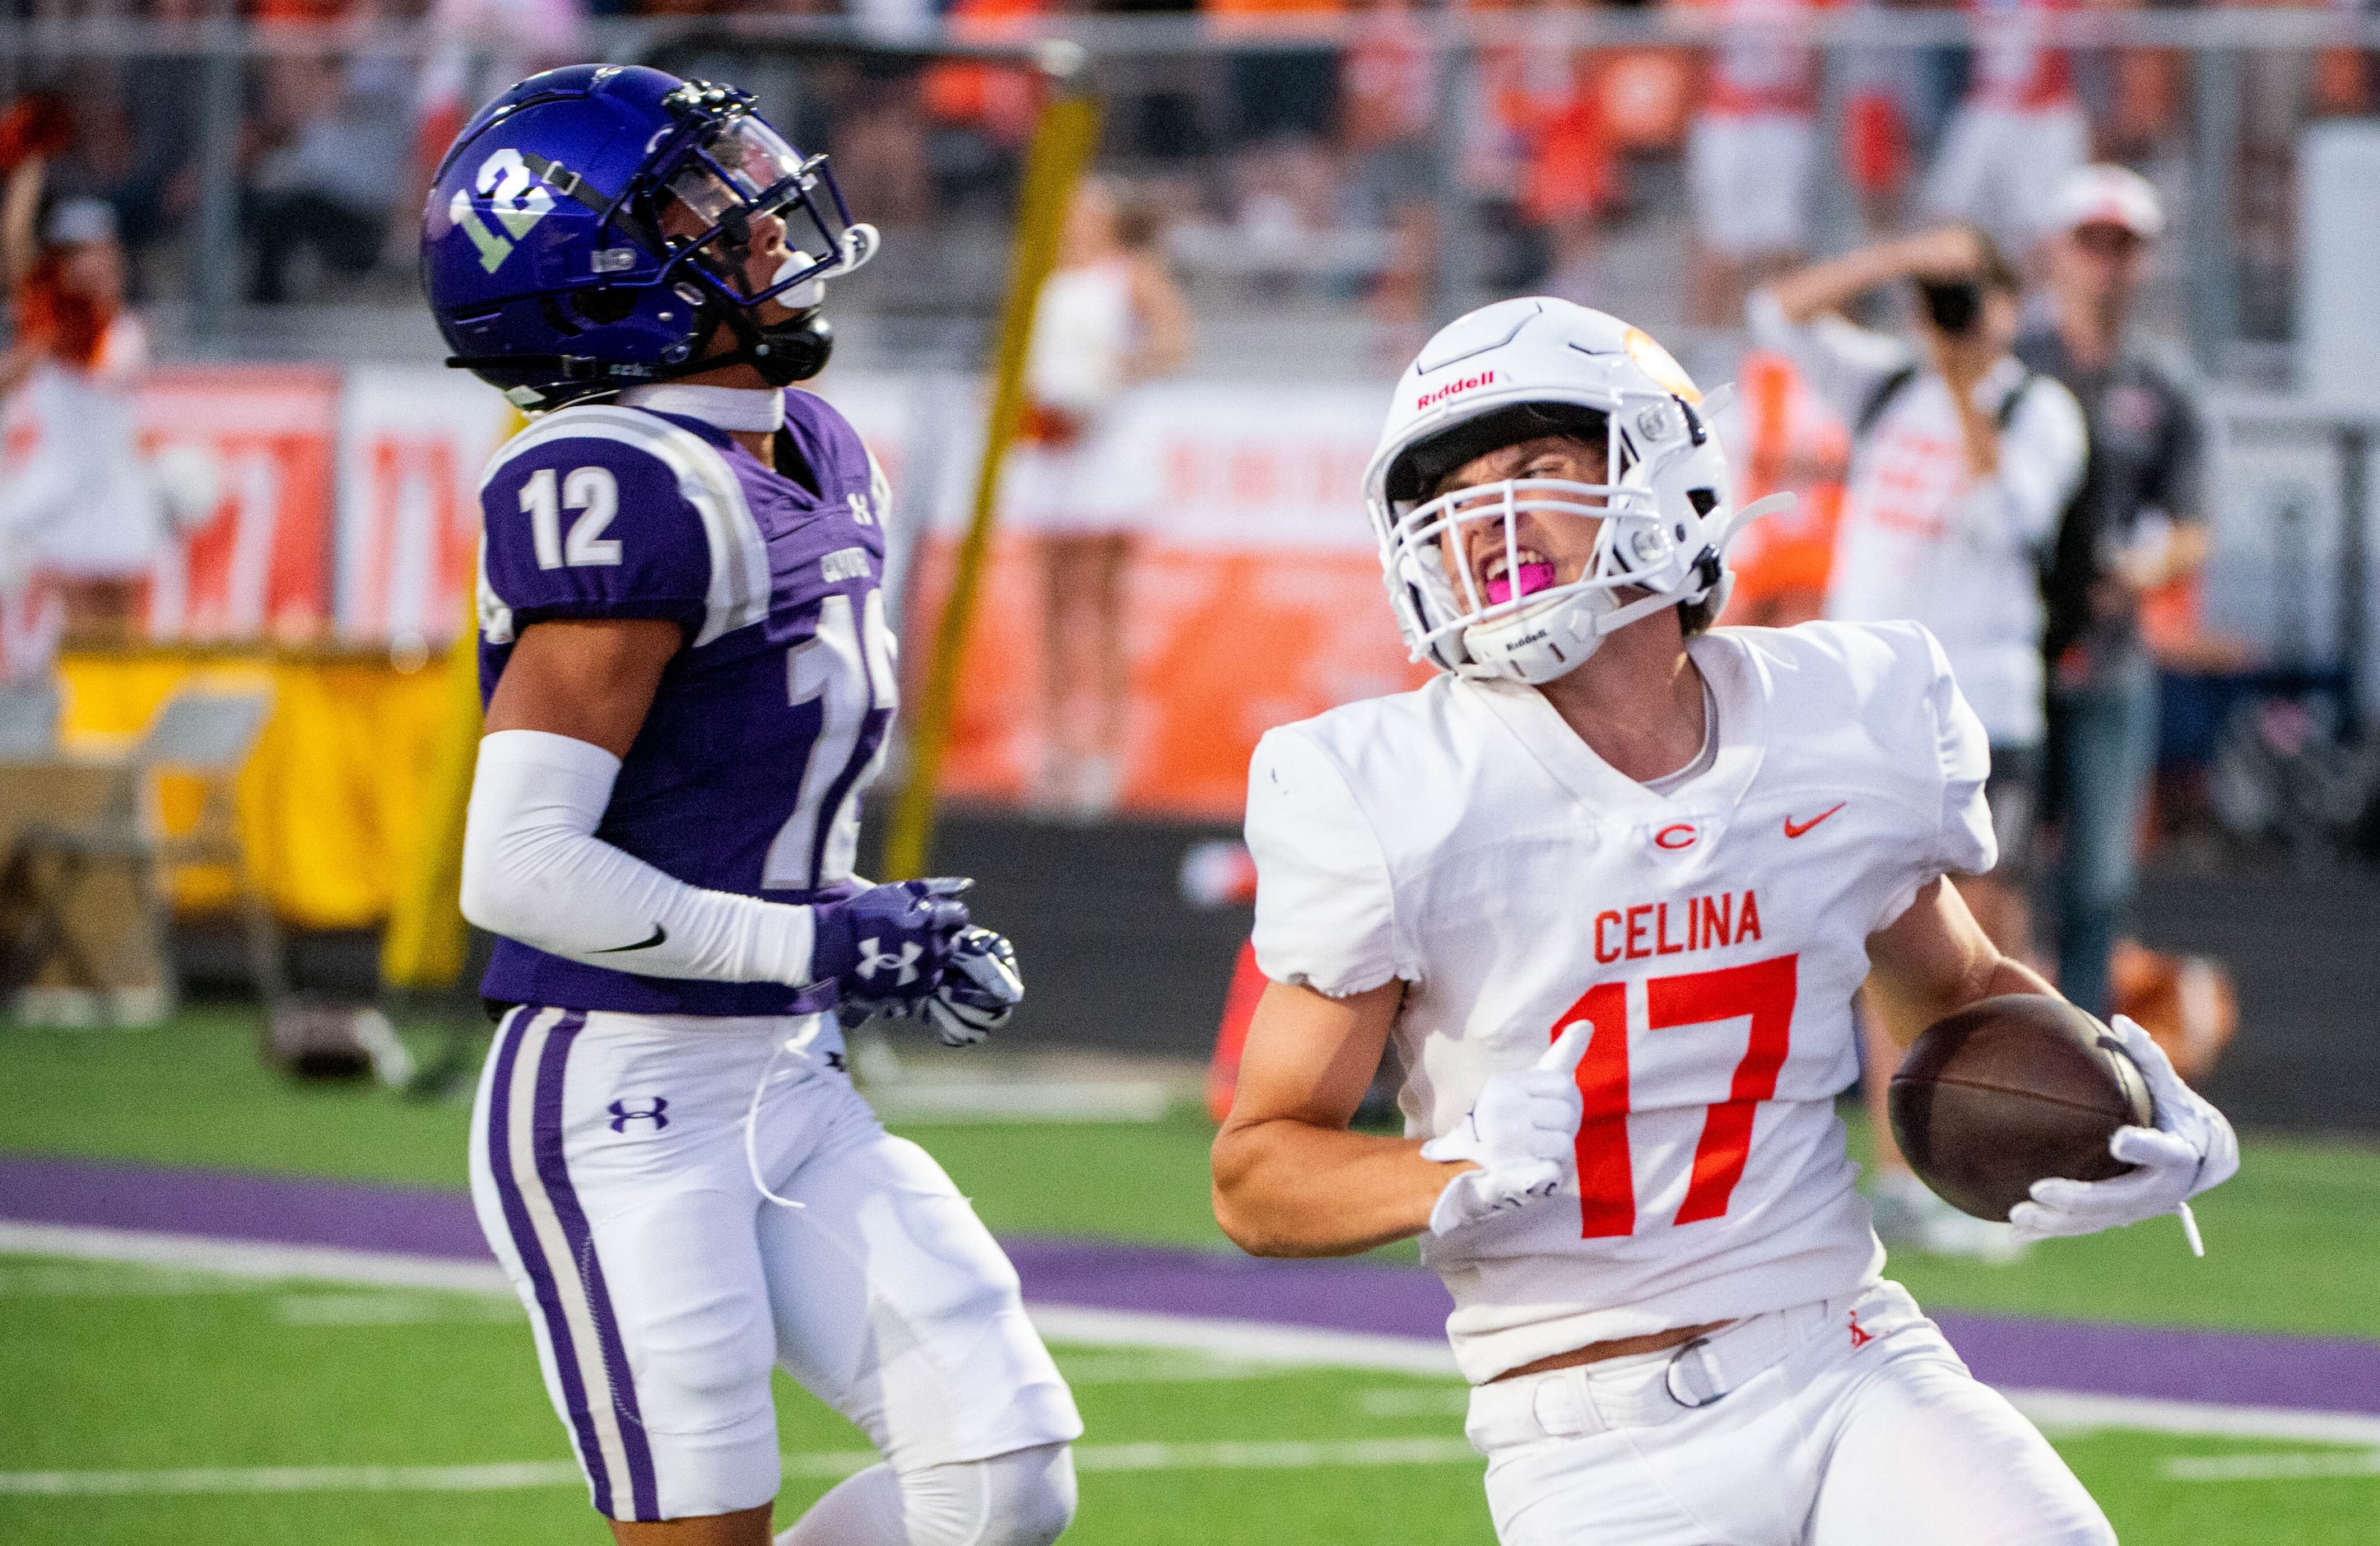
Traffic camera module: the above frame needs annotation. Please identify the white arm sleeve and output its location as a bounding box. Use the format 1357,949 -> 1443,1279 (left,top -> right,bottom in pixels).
460,729 -> 817,985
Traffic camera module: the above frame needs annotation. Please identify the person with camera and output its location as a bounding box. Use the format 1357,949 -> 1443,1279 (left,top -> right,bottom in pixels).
1750,227 -> 2086,1255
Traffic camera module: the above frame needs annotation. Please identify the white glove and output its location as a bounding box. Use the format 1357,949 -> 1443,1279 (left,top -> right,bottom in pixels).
1418,1022 -> 1590,1236
2007,1015 -> 2239,1255
918,927 -> 1023,1048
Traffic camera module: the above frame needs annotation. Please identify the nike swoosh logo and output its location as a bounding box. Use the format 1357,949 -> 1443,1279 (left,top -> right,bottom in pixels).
1783,803 -> 1847,839
593,924 -> 667,952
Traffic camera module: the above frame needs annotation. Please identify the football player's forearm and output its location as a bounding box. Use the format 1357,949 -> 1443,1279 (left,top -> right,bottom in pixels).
1211,1120 -> 1453,1258
462,729 -> 820,986
1865,877 -> 2057,1046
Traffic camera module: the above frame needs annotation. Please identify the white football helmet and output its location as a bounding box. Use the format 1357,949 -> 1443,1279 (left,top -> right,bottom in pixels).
1364,297 -> 1787,685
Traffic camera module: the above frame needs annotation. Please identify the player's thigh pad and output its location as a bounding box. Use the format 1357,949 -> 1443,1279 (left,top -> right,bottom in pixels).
469,1008 -> 797,1522
1484,1427 -> 1737,1546
756,1086 -> 1084,1471
1805,1334 -> 2113,1546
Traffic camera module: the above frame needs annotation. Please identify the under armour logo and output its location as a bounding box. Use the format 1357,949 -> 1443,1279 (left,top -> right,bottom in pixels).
824,1050 -> 847,1073
854,937 -> 923,986
1848,1310 -> 1873,1350
608,1097 -> 669,1133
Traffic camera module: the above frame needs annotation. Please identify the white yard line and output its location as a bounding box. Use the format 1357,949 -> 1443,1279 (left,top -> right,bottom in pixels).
1025,1305 -> 1462,1376
0,1223 -> 510,1295
2007,1391 -> 2380,1448
0,1441 -> 1484,1498
11,1223 -> 2380,1453
2162,1450 -> 2380,1482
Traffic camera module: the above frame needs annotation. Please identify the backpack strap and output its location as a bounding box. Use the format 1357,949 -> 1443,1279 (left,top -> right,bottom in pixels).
1852,363 -> 1917,443
1995,369 -> 2036,431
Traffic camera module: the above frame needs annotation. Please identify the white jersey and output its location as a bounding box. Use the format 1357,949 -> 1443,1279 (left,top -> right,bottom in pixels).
1245,622 -> 1997,1384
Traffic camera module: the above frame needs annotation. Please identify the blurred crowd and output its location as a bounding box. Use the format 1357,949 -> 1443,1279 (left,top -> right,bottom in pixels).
0,0 -> 2372,325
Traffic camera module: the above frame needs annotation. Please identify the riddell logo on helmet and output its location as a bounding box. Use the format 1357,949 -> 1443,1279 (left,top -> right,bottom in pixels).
1416,371 -> 1498,411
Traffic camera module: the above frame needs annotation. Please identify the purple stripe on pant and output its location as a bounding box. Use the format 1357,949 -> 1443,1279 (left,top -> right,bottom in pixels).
530,1009 -> 662,1522
484,1008 -> 614,1518
484,1007 -> 660,1521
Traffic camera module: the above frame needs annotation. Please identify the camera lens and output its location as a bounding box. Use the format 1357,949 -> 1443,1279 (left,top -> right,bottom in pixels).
1920,280 -> 1983,335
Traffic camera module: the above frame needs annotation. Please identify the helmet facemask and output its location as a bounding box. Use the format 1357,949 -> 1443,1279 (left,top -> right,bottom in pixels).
1383,396 -> 1725,685
650,101 -> 874,311
639,83 -> 878,384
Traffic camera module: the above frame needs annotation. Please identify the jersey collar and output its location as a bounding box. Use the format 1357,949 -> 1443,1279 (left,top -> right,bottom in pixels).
1466,631 -> 1769,815
620,383 -> 787,433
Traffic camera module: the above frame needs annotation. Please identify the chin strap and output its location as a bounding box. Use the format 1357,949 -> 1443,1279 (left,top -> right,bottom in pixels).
695,305 -> 835,386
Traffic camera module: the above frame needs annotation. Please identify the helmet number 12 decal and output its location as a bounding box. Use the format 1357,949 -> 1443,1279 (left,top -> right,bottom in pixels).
450,148 -> 558,273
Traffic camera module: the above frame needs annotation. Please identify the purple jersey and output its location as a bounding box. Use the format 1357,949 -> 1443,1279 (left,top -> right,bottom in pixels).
475,390 -> 895,1016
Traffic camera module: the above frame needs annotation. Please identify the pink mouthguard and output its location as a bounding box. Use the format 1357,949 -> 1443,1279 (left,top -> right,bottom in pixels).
1485,561 -> 1557,607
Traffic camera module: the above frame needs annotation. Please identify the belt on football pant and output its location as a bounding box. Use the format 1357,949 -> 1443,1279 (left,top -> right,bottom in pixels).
1462,1281 -> 1931,1452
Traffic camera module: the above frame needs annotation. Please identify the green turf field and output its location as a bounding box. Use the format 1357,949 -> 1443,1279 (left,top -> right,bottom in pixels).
1,1253 -> 2374,1546
4,1012 -> 2377,1340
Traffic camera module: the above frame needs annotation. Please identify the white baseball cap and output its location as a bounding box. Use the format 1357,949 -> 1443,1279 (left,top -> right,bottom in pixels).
2049,164 -> 2164,240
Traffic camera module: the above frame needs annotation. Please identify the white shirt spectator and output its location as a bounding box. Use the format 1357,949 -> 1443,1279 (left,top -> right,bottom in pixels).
1748,290 -> 2086,747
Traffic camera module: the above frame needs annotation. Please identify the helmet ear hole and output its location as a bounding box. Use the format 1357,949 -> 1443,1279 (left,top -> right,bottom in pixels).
1685,487 -> 1718,517
574,287 -> 639,327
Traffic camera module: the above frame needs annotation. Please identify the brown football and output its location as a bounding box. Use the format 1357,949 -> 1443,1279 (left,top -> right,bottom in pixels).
1886,995 -> 2155,1222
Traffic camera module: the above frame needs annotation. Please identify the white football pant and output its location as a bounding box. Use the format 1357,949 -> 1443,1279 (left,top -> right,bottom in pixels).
468,1006 -> 1083,1523
1467,1281 -> 2113,1545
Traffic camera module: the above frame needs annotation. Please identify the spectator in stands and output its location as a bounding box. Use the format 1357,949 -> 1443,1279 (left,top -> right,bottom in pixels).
1684,0 -> 1825,325
1923,0 -> 2089,253
0,108 -> 162,650
1752,226 -> 2087,1256
246,51 -> 415,302
2015,165 -> 2206,1022
1005,179 -> 1192,817
1339,0 -> 1438,343
1469,0 -> 1619,299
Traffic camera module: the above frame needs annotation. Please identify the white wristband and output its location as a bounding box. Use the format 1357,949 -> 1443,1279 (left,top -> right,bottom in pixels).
460,729 -> 816,985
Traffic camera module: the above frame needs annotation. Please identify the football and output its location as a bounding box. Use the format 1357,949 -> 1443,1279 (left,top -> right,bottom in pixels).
1887,995 -> 2156,1222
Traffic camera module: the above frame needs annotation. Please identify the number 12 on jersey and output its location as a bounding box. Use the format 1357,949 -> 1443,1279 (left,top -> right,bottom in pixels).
1551,954 -> 1798,1237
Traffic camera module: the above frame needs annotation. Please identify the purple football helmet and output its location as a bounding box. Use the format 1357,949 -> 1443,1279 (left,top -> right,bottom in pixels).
421,64 -> 876,410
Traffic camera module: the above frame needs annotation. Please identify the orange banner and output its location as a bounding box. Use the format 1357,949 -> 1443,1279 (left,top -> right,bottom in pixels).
903,538 -> 1427,819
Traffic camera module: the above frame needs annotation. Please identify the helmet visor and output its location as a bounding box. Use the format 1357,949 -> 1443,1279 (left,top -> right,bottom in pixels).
660,114 -> 860,305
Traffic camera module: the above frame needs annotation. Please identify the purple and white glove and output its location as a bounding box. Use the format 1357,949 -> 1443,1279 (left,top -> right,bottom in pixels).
812,878 -> 970,1019
2008,1015 -> 2240,1255
916,927 -> 1024,1047
1418,1022 -> 1590,1236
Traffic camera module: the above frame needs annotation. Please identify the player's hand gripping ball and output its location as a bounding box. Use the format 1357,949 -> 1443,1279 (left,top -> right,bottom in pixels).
813,878 -> 971,1020
1888,997 -> 2238,1252
918,927 -> 1024,1048
1419,1022 -> 1591,1236
2006,1015 -> 2238,1251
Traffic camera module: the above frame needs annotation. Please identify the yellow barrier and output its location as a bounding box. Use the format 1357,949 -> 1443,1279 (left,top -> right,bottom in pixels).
57,647 -> 463,933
